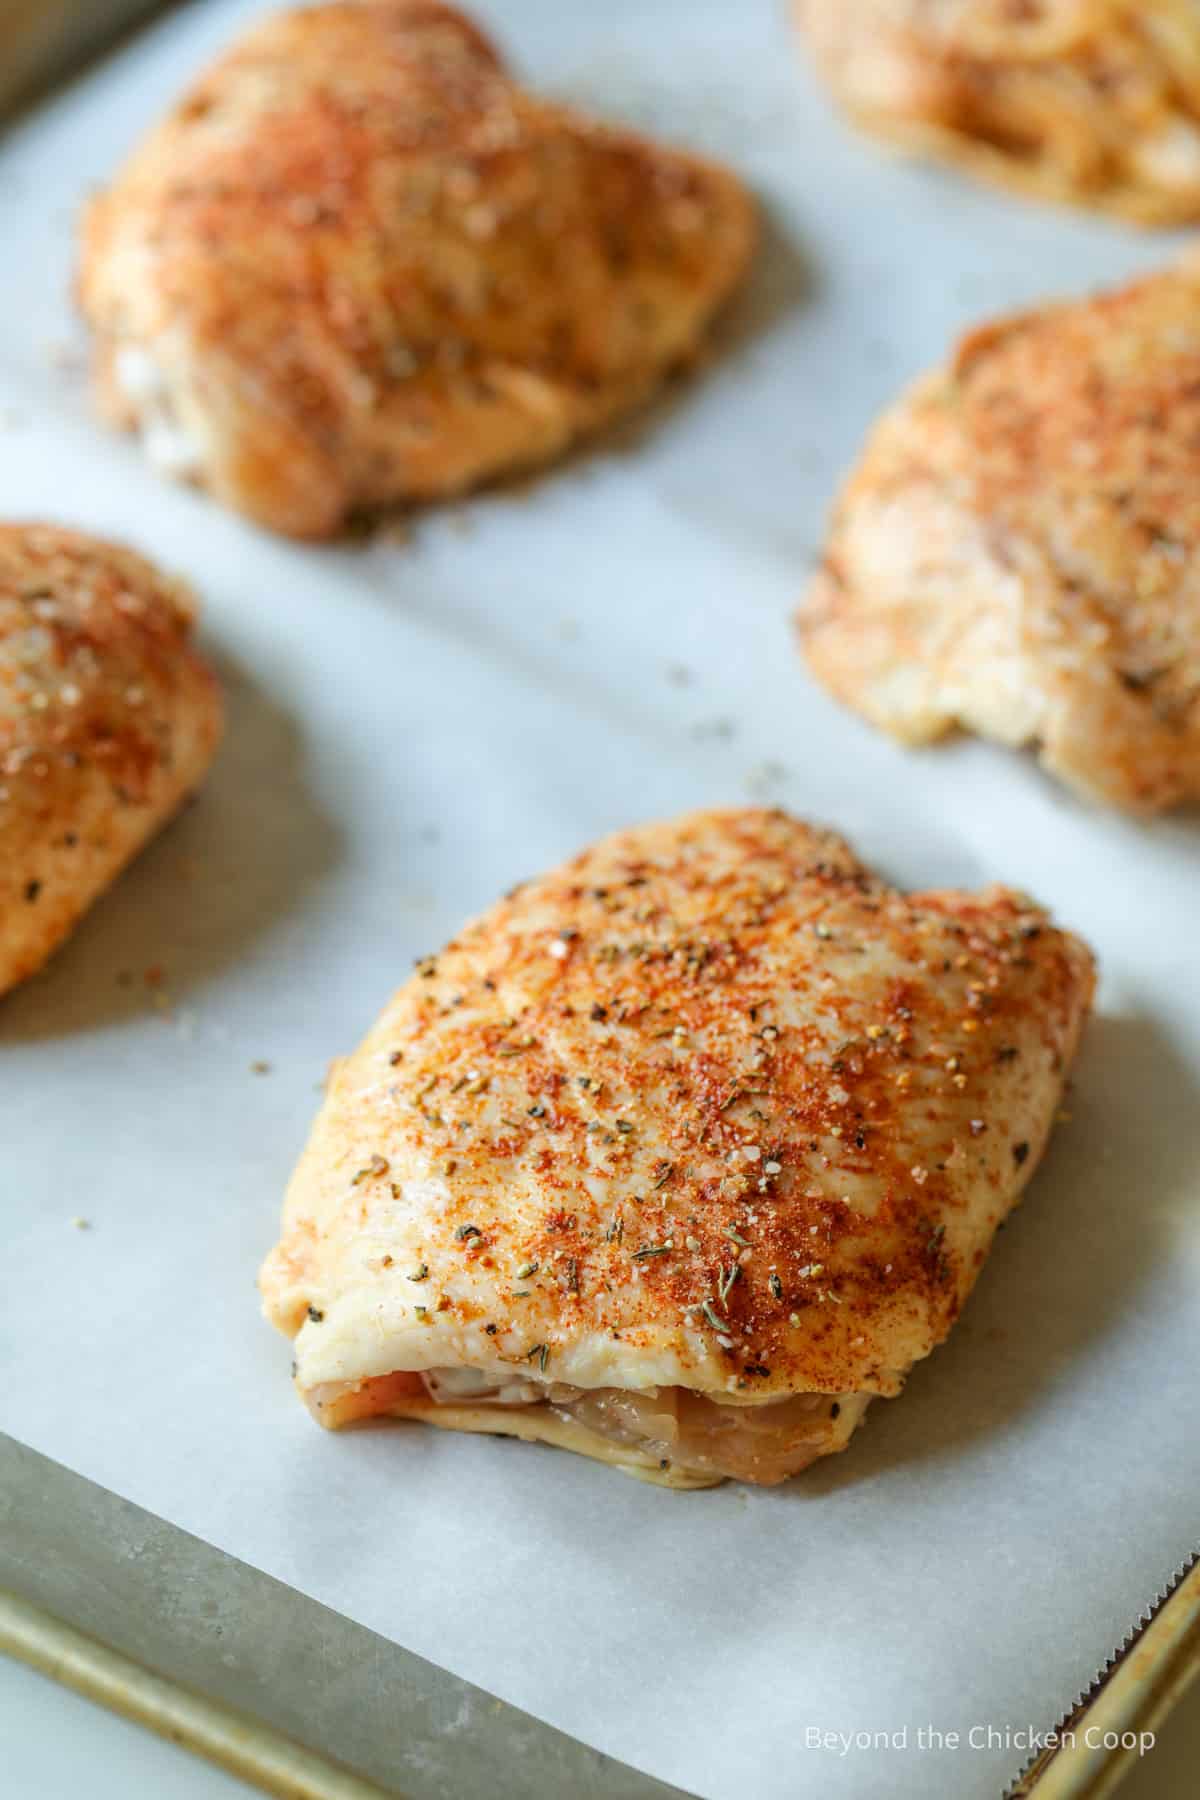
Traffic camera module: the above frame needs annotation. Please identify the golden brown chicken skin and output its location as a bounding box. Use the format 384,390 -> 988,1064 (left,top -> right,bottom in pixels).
79,1 -> 756,538
796,0 -> 1200,224
0,524 -> 222,996
801,262 -> 1200,813
260,808 -> 1093,1488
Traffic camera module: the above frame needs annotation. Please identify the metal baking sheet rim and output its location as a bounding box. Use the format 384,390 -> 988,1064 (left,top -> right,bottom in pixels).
1012,1557 -> 1200,1800
0,1434 -> 691,1800
0,1589 -> 391,1800
0,5 -> 1197,1799
2,1444 -> 1197,1800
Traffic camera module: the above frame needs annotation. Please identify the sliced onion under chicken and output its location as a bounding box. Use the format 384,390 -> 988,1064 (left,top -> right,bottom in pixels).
307,1366 -> 867,1485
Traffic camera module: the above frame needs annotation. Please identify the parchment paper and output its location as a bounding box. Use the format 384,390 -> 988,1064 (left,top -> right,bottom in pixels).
1,4 -> 1198,1796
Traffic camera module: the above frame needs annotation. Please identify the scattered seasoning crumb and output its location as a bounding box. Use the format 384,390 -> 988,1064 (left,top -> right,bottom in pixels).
1013,1141 -> 1030,1165
306,1305 -> 324,1323
744,760 -> 788,797
691,717 -> 736,743
46,340 -> 86,372
515,1260 -> 539,1279
455,1223 -> 482,1241
71,1216 -> 90,1231
250,1060 -> 271,1075
407,1265 -> 429,1282
769,1273 -> 783,1300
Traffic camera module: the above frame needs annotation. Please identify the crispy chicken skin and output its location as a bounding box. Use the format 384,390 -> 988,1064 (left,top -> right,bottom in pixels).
795,0 -> 1200,224
0,524 -> 222,996
78,0 -> 756,539
260,807 -> 1093,1488
801,264 -> 1200,813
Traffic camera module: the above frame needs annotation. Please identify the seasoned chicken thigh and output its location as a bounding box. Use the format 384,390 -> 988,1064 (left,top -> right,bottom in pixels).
796,0 -> 1200,223
801,262 -> 1200,813
260,808 -> 1093,1488
0,524 -> 222,996
79,0 -> 756,538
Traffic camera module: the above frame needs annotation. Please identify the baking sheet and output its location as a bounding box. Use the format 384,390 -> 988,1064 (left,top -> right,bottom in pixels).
1,3 -> 1198,1798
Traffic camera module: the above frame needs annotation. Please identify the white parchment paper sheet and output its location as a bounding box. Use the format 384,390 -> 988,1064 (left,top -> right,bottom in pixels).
1,4 -> 1198,1796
